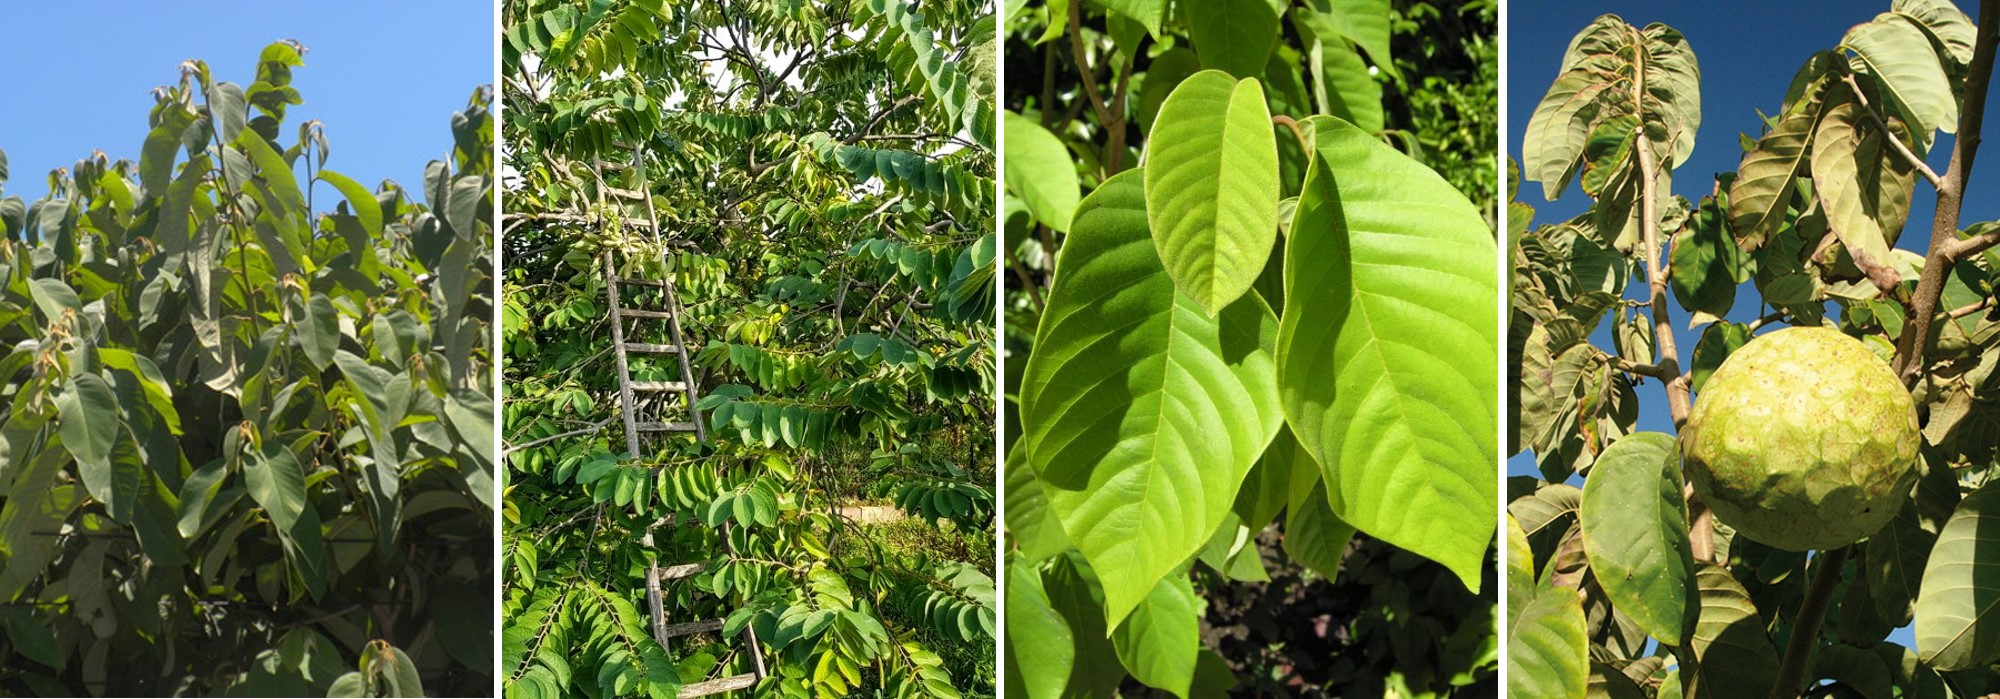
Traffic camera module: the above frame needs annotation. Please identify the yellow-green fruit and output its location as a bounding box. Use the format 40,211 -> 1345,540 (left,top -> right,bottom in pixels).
1680,326 -> 1918,552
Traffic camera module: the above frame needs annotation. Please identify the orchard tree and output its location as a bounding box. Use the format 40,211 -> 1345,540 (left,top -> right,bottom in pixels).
0,43 -> 496,696
1508,1 -> 2000,696
498,0 -> 997,698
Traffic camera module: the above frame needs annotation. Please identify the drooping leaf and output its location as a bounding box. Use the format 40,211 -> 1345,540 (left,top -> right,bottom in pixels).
1811,99 -> 1917,278
1507,585 -> 1588,699
1843,13 -> 1958,139
1682,564 -> 1781,697
59,373 -> 133,520
1916,482 -> 2000,671
1578,432 -> 1696,646
1111,573 -> 1200,698
1729,103 -> 1816,251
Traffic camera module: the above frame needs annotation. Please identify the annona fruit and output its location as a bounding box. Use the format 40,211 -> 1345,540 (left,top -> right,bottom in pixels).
1680,326 -> 1917,552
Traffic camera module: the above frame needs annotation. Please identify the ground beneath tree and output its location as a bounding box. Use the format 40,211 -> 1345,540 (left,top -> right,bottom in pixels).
837,504 -> 905,524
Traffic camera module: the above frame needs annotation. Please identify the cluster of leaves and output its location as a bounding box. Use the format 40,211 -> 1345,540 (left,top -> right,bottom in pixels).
0,43 -> 495,695
1000,0 -> 1500,694
1508,2 -> 2000,696
498,0 -> 997,697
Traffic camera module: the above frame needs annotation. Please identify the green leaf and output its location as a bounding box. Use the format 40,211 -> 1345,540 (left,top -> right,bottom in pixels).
1003,560 -> 1073,699
1022,169 -> 1284,628
1843,13 -> 1957,138
1729,103 -> 1815,251
1894,0 -> 1977,66
1521,71 -> 1603,200
1868,495 -> 1938,626
299,294 -> 340,371
317,169 -> 383,235
1312,33 -> 1384,134
1095,0 -> 1163,37
1136,49 -> 1202,134
1281,479 -> 1356,579
1143,70 -> 1281,314
1111,573 -> 1199,698
1321,0 -> 1398,80
1003,445 -> 1070,564
1669,188 -> 1748,323
1916,481 -> 2000,670
244,441 -> 309,534
0,479 -> 79,602
1810,99 -> 1917,275
1683,564 -> 1781,697
1578,432 -> 1696,646
60,373 -> 132,519
208,82 -> 249,146
1689,321 -> 1751,394
2,607 -> 62,669
1186,0 -> 1279,79
1507,585 -> 1588,699
1507,515 -> 1536,604
29,278 -> 82,322
1042,552 -> 1126,698
244,440 -> 326,596
1277,116 -> 1497,591
1002,111 -> 1079,232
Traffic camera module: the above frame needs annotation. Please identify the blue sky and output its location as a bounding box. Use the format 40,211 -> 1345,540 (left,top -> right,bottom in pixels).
1508,0 -> 2000,652
0,1 -> 494,206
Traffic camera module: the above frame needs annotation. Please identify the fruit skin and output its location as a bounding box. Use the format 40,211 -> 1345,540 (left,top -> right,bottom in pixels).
1680,326 -> 1918,552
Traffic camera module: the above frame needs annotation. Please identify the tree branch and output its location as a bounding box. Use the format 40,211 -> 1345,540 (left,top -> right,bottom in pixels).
1893,0 -> 2000,384
1840,73 -> 1947,189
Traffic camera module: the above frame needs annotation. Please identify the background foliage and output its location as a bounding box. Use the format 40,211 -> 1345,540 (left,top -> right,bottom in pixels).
1507,1 -> 2000,696
0,43 -> 496,696
1000,0 -> 1500,695
498,0 -> 997,697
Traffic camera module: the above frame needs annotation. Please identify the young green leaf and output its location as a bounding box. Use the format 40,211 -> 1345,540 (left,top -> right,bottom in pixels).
1111,574 -> 1200,698
1144,70 -> 1281,314
1002,111 -> 1079,232
1022,169 -> 1283,628
1277,116 -> 1497,592
1003,560 -> 1073,699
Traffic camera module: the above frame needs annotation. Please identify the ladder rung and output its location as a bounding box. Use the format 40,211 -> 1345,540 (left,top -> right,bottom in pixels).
660,563 -> 703,580
678,674 -> 758,697
617,308 -> 675,319
662,618 -> 724,637
614,276 -> 672,289
631,381 -> 688,392
623,343 -> 681,354
637,421 -> 700,433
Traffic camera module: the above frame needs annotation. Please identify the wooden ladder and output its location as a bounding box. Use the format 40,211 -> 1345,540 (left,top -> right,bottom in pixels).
603,254 -> 707,451
605,145 -> 765,699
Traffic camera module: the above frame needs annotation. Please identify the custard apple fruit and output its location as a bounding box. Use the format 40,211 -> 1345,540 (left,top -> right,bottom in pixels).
1680,326 -> 1918,552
